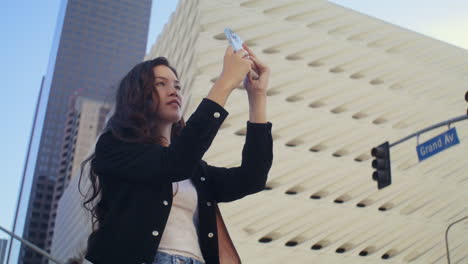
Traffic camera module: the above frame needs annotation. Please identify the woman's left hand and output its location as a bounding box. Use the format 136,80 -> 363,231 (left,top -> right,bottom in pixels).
243,44 -> 270,96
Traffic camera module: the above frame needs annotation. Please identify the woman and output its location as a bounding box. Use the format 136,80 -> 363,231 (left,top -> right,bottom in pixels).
80,44 -> 273,264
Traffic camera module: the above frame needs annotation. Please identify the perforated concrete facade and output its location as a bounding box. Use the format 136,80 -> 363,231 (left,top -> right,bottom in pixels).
146,0 -> 468,263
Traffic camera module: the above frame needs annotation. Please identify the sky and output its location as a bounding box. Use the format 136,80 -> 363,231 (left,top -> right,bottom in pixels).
329,0 -> 468,50
1,0 -> 467,241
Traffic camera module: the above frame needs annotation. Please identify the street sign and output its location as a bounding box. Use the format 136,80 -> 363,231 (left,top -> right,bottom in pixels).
416,127 -> 460,161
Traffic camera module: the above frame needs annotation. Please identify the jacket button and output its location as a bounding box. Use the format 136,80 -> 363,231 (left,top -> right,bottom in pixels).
213,112 -> 220,118
200,177 -> 206,181
152,230 -> 159,236
163,200 -> 169,206
208,232 -> 214,238
206,201 -> 212,206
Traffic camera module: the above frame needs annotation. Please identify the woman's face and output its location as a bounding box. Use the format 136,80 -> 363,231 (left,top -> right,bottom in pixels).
153,65 -> 183,124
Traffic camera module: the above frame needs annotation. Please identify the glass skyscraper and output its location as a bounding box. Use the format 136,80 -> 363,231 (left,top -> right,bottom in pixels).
7,0 -> 152,263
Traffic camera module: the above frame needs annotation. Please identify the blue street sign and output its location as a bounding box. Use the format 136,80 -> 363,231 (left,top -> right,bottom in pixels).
416,127 -> 460,162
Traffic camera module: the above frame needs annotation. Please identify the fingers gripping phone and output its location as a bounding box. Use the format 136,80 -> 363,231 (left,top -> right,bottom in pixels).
224,28 -> 259,80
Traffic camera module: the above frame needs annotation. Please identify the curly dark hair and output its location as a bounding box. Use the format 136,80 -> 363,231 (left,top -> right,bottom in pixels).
78,57 -> 185,234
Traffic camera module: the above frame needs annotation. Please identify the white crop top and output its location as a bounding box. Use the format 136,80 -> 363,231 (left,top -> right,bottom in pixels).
158,179 -> 205,263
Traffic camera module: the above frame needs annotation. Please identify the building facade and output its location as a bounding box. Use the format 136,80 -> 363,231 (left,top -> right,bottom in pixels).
8,0 -> 151,263
147,0 -> 468,263
48,97 -> 111,264
45,96 -> 110,259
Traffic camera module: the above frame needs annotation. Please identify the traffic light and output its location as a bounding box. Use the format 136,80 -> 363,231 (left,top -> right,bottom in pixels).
371,142 -> 391,189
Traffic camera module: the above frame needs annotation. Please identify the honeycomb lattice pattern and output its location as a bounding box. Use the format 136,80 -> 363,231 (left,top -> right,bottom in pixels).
148,0 -> 468,263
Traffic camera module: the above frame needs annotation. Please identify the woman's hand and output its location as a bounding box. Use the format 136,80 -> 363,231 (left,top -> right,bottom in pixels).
241,44 -> 269,123
218,46 -> 254,91
207,46 -> 253,107
243,43 -> 270,96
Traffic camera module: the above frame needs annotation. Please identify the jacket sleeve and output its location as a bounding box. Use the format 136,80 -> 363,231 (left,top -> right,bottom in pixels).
93,98 -> 229,185
204,121 -> 273,203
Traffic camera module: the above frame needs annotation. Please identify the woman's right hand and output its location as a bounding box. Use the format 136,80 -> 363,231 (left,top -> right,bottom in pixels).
218,46 -> 254,91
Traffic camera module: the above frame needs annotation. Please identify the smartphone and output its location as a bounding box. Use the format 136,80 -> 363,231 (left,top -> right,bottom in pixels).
224,28 -> 244,52
224,28 -> 259,80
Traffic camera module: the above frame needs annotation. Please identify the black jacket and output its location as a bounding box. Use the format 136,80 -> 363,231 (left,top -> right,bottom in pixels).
84,98 -> 273,264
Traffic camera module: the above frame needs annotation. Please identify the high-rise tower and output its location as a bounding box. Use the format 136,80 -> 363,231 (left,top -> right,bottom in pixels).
8,0 -> 152,263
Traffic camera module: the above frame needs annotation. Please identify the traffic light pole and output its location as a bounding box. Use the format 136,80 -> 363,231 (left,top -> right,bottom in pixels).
372,114 -> 467,189
389,115 -> 468,148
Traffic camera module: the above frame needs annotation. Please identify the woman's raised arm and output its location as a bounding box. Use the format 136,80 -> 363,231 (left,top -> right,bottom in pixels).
94,46 -> 254,186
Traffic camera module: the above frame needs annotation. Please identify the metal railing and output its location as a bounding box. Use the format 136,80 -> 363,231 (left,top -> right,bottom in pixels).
0,224 -> 64,264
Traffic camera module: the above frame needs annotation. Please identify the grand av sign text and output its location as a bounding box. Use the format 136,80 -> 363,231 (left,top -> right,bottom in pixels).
416,127 -> 460,161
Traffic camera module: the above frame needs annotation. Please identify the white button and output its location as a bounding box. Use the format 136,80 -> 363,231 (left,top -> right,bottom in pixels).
163,200 -> 169,206
200,177 -> 206,181
208,232 -> 214,238
152,230 -> 159,236
206,201 -> 212,206
213,112 -> 220,118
